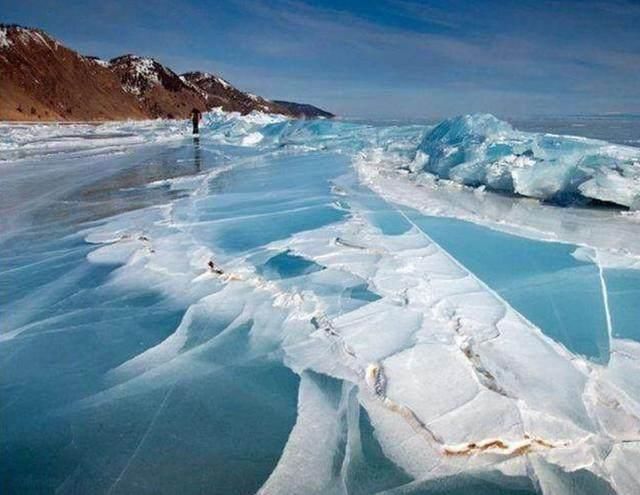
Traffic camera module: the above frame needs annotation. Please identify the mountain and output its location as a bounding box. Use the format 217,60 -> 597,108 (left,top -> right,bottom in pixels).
109,55 -> 206,119
179,73 -> 334,118
0,25 -> 146,121
180,71 -> 284,115
0,24 -> 333,121
272,101 -> 334,119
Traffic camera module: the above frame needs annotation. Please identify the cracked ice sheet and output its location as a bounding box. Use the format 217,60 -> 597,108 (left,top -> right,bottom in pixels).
76,177 -> 640,493
269,213 -> 640,493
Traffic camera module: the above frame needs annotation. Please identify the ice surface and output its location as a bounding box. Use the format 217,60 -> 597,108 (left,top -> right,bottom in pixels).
356,142 -> 640,263
416,114 -> 640,209
2,112 -> 640,494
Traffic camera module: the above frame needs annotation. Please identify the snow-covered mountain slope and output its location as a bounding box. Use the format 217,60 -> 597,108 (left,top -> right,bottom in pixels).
109,55 -> 206,119
180,72 -> 334,118
180,71 -> 278,115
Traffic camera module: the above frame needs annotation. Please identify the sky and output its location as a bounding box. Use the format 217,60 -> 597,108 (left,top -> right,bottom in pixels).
2,0 -> 639,119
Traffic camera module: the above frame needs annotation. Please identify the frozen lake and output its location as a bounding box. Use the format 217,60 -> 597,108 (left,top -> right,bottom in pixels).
1,113 -> 640,494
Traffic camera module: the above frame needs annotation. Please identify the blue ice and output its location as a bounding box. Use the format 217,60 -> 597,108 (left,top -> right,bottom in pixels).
1,113 -> 639,494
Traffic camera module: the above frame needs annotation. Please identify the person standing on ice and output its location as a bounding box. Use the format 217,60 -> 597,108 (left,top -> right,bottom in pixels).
190,108 -> 202,135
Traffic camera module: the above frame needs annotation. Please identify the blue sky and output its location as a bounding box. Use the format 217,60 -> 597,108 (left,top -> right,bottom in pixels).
2,0 -> 639,118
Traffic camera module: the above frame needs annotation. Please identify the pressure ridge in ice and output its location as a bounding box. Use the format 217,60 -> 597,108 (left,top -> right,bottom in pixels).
5,110 -> 637,209
416,114 -> 640,209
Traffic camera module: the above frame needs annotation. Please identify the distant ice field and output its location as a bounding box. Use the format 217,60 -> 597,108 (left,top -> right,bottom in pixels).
1,111 -> 640,494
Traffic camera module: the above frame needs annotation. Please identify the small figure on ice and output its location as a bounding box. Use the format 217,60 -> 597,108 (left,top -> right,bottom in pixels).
208,260 -> 224,275
190,107 -> 202,135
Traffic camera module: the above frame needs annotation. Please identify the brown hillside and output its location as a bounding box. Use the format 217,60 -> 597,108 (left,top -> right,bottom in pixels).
0,24 -> 333,121
0,25 -> 146,121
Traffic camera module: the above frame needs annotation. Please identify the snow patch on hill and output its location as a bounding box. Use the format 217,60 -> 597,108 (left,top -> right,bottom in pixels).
132,58 -> 159,83
179,75 -> 207,99
92,58 -> 110,68
109,55 -> 177,96
215,76 -> 230,89
5,26 -> 55,50
0,27 -> 11,49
